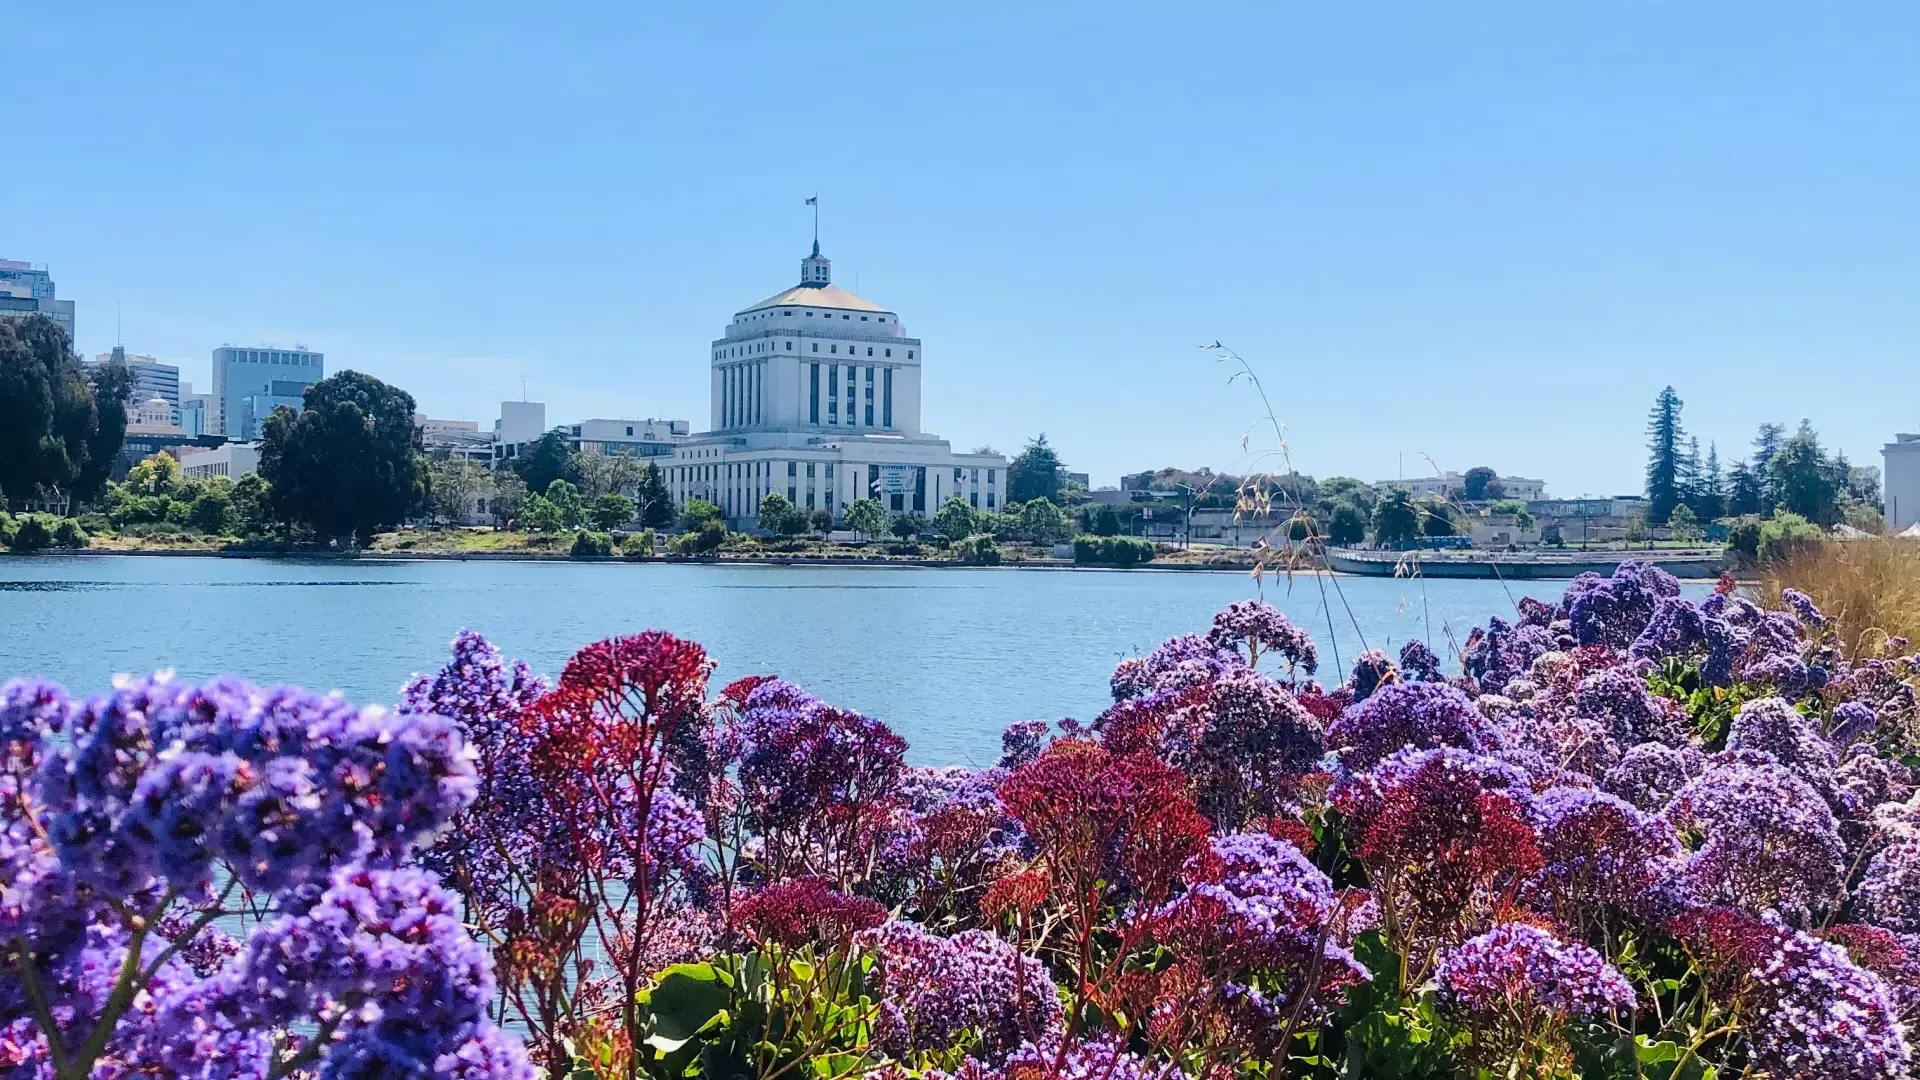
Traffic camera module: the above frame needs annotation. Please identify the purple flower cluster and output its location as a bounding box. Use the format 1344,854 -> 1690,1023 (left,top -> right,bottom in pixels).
1746,928 -> 1911,1080
1345,649 -> 1398,702
1666,754 -> 1845,922
1002,1035 -> 1176,1080
1154,833 -> 1368,987
1566,561 -> 1681,649
0,670 -> 528,1080
1436,922 -> 1635,1017
1527,787 -> 1681,915
1325,681 -> 1503,773
1397,639 -> 1442,683
1726,696 -> 1837,797
1601,741 -> 1701,812
1206,600 -> 1318,675
859,920 -> 1062,1063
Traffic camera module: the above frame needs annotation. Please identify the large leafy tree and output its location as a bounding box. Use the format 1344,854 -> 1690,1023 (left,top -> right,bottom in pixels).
1019,496 -> 1067,543
1371,486 -> 1420,547
1461,466 -> 1497,501
1327,501 -> 1367,545
258,370 -> 426,545
934,495 -> 978,540
1008,434 -> 1063,504
426,456 -> 489,525
843,497 -> 888,540
0,315 -> 128,508
511,429 -> 573,494
1644,386 -> 1686,524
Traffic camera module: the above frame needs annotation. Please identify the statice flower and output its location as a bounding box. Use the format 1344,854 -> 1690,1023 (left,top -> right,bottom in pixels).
1726,696 -> 1838,798
1565,561 -> 1680,649
1398,639 -> 1442,682
1436,922 -> 1635,1017
1832,701 -> 1881,747
1601,741 -> 1701,812
1782,587 -> 1828,629
1836,746 -> 1914,822
1002,1035 -> 1176,1080
1346,649 -> 1397,702
1666,755 -> 1845,922
1206,600 -> 1318,675
1325,682 -> 1503,773
859,921 -> 1061,1063
730,877 -> 887,947
1629,595 -> 1708,662
1746,927 -> 1910,1079
998,720 -> 1054,770
1461,616 -> 1557,693
1572,666 -> 1685,746
1186,671 -> 1325,828
1527,786 -> 1681,917
1857,840 -> 1920,934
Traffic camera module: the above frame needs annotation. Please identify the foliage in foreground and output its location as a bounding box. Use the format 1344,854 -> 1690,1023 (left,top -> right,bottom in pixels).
10,561 -> 1920,1080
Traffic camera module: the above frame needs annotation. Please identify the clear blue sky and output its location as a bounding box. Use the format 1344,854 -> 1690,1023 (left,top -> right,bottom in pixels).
5,2 -> 1915,495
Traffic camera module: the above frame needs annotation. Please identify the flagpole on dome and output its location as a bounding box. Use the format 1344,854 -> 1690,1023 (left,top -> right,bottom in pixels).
807,194 -> 819,255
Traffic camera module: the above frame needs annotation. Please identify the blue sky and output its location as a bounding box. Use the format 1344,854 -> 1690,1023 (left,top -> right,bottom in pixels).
4,2 -> 1915,494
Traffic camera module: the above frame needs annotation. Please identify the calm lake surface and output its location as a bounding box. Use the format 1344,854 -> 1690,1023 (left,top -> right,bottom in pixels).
0,556 -> 1702,766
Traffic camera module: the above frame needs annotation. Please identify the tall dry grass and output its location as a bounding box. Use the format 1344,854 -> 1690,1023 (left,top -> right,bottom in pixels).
1761,537 -> 1920,656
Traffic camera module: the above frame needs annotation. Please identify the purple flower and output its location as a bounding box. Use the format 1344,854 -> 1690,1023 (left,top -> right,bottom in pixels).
1398,640 -> 1442,682
1326,682 -> 1503,773
859,920 -> 1061,1063
1666,754 -> 1845,922
1601,742 -> 1701,812
1346,649 -> 1398,702
1565,561 -> 1681,649
1527,786 -> 1681,915
1630,595 -> 1708,662
1858,840 -> 1920,934
998,720 -> 1053,770
1832,701 -> 1880,747
1747,928 -> 1910,1079
1436,922 -> 1635,1017
1726,696 -> 1838,798
1206,601 -> 1319,675
1783,588 -> 1828,629
1572,666 -> 1685,747
1002,1035 -> 1177,1080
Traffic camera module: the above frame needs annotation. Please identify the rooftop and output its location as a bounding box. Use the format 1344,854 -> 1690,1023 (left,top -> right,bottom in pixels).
739,282 -> 889,315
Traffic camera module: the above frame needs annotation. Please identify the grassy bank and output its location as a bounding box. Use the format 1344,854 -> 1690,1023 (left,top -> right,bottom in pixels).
1761,536 -> 1920,654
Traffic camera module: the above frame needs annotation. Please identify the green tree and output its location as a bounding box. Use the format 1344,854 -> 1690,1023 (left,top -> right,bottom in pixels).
426,456 -> 489,525
125,453 -> 184,496
1018,496 -> 1067,543
1767,420 -> 1846,525
679,498 -> 723,531
520,493 -> 564,532
1693,442 -> 1727,521
1327,501 -> 1367,545
1752,422 -> 1786,513
511,429 -> 573,495
487,470 -> 527,527
1007,434 -> 1063,504
843,498 -> 888,540
258,370 -> 426,545
1625,514 -> 1649,545
807,509 -> 833,535
568,450 -> 643,500
188,479 -> 238,535
1090,504 -> 1122,537
1371,487 -> 1420,547
1644,386 -> 1686,524
543,479 -> 585,529
934,496 -> 978,540
1726,460 -> 1763,517
1461,466 -> 1497,501
758,492 -> 798,534
889,513 -> 922,540
0,315 -> 127,508
634,462 -> 675,527
1668,503 -> 1701,542
230,473 -> 275,536
590,492 -> 636,531
1418,498 -> 1456,537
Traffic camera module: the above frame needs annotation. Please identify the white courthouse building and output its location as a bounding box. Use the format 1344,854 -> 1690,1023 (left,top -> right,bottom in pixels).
669,242 -> 1006,525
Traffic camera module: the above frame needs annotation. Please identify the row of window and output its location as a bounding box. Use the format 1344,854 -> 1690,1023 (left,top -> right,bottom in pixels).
715,341 -> 913,360
808,363 -> 895,428
220,350 -> 319,367
720,362 -> 761,428
735,309 -> 890,325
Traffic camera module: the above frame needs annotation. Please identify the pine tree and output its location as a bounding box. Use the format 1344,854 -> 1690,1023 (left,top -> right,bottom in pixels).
1678,435 -> 1703,513
1752,422 -> 1785,514
1644,387 -> 1686,524
1726,460 -> 1763,517
1696,442 -> 1727,520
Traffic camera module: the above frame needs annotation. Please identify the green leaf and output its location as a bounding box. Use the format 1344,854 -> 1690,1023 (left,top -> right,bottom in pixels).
1637,1037 -> 1683,1064
789,958 -> 815,982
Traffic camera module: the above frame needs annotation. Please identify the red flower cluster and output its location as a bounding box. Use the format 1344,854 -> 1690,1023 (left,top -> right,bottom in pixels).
730,877 -> 888,948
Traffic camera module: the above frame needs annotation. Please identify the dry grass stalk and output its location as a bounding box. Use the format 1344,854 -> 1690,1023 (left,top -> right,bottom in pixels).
1761,537 -> 1920,656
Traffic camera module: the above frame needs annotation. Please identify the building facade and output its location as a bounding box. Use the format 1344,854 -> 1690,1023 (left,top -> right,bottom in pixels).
179,382 -> 211,437
1374,471 -> 1548,501
211,345 -> 323,438
179,442 -> 261,481
0,259 -> 75,342
668,241 -> 1007,524
90,348 -> 182,422
1886,433 -> 1920,533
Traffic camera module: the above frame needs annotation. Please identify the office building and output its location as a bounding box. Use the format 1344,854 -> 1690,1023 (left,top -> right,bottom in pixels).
0,259 -> 76,342
211,345 -> 322,438
179,381 -> 212,438
179,443 -> 261,481
667,237 -> 1007,523
90,347 -> 182,422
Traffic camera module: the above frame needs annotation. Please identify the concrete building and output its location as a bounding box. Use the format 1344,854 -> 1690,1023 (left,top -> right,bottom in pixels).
570,418 -> 689,459
127,396 -> 181,433
1374,471 -> 1548,501
89,347 -> 182,422
180,442 -> 261,481
491,401 -> 549,465
211,345 -> 323,438
416,416 -> 494,464
668,238 -> 1007,524
0,259 -> 76,342
178,382 -> 211,437
1885,433 -> 1920,533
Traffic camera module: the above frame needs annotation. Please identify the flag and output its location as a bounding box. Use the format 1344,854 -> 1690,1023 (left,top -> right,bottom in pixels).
805,196 -> 817,205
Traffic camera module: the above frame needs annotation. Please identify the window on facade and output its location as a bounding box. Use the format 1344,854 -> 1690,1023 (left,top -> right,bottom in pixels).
626,426 -> 633,436
883,368 -> 892,428
788,461 -> 797,477
987,493 -> 996,508
785,341 -> 792,350
811,343 -> 818,352
809,363 -> 820,424
969,492 -> 979,508
954,468 -> 963,482
988,470 -> 997,484
909,351 -> 915,359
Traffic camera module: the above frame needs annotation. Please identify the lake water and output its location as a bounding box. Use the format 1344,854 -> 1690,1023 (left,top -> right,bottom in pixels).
0,556 -> 1683,766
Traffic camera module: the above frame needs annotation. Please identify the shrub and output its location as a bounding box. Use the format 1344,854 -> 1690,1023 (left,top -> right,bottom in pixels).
590,492 -> 636,531
621,528 -> 656,558
52,516 -> 88,548
672,519 -> 727,555
7,513 -> 54,552
1073,534 -> 1156,566
570,529 -> 615,556
952,533 -> 1002,565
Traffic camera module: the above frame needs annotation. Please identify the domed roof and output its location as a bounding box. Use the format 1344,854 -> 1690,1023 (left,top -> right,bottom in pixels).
739,282 -> 889,315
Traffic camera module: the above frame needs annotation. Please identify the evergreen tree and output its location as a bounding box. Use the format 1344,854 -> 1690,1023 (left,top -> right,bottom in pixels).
511,429 -> 573,495
1007,434 -> 1063,504
1371,487 -> 1420,547
1752,422 -> 1785,514
633,461 -> 674,527
1678,436 -> 1703,511
1643,386 -> 1687,524
1726,460 -> 1763,517
258,370 -> 426,545
1767,420 -> 1846,526
1696,442 -> 1727,520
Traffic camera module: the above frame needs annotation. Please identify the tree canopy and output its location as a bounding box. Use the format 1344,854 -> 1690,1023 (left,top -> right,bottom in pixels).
1644,386 -> 1685,524
0,315 -> 128,508
1371,487 -> 1421,547
1008,434 -> 1063,505
634,462 -> 674,528
843,497 -> 888,539
258,370 -> 426,544
1461,466 -> 1497,501
511,430 -> 573,495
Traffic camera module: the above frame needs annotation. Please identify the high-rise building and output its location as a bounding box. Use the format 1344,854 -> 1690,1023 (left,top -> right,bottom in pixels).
0,259 -> 76,343
90,347 -> 181,422
1886,433 -> 1920,533
211,345 -> 323,438
179,381 -> 212,438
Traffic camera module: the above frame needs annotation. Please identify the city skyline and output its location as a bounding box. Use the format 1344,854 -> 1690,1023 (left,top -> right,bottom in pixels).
4,3 -> 1915,494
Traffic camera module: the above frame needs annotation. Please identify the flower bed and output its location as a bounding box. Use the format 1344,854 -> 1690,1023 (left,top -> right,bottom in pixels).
6,562 -> 1920,1079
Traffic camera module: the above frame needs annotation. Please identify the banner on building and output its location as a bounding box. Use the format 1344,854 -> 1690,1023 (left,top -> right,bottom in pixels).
872,464 -> 917,496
